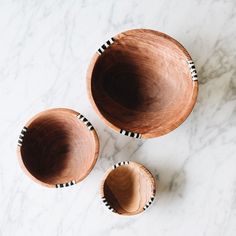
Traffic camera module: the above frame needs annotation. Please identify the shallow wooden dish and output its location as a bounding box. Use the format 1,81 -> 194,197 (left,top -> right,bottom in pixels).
17,108 -> 99,188
87,29 -> 198,138
100,161 -> 156,215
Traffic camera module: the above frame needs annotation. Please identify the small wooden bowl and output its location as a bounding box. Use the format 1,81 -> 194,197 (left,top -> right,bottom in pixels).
100,161 -> 156,215
17,108 -> 99,188
87,29 -> 198,138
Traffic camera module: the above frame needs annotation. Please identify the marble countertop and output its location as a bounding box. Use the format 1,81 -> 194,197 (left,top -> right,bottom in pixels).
0,0 -> 236,235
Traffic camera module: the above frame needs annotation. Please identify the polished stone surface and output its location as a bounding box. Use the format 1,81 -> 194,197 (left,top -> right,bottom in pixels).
0,0 -> 236,235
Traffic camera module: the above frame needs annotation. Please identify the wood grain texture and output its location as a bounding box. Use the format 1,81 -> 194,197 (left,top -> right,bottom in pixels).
87,29 -> 198,138
100,161 -> 156,215
17,108 -> 99,188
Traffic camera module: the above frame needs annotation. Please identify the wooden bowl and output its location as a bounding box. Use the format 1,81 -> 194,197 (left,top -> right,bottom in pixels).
17,108 -> 99,188
100,161 -> 156,215
87,29 -> 198,138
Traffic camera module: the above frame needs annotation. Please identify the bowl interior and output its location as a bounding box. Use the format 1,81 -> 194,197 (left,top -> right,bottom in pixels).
20,109 -> 98,186
102,163 -> 154,215
90,29 -> 197,137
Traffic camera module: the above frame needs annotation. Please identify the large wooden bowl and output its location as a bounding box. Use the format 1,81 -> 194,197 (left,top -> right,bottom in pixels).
17,108 -> 99,188
87,29 -> 198,138
100,161 -> 156,215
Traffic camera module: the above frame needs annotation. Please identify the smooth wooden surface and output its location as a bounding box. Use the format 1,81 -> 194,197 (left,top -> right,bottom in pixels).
101,162 -> 156,215
18,108 -> 99,187
87,29 -> 198,138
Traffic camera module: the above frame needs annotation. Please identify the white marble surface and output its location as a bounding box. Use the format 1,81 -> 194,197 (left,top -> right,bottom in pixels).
0,0 -> 236,235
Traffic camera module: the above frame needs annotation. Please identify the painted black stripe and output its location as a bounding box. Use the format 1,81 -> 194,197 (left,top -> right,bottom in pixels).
78,115 -> 94,131
101,44 -> 106,50
18,127 -> 28,147
98,48 -> 102,54
21,127 -> 27,134
120,129 -> 141,138
130,132 -> 135,137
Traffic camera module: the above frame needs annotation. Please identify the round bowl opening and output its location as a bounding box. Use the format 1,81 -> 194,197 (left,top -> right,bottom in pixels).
102,162 -> 155,215
19,109 -> 99,186
88,29 -> 198,138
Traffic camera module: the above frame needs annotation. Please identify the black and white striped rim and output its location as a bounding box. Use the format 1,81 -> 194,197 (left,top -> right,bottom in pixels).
143,189 -> 156,211
101,196 -> 117,213
55,180 -> 76,188
77,114 -> 94,131
120,129 -> 141,139
97,37 -> 115,55
18,126 -> 27,147
112,161 -> 129,169
187,60 -> 198,81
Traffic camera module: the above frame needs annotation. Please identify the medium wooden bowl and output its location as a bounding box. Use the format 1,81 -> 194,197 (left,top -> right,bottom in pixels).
87,29 -> 198,138
17,108 -> 99,188
100,161 -> 156,215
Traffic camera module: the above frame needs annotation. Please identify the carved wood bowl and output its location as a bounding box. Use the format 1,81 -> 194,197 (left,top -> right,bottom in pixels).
87,29 -> 198,138
17,108 -> 99,188
100,161 -> 156,215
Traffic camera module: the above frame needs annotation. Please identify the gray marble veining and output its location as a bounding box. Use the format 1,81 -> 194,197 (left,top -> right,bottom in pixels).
0,0 -> 236,235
